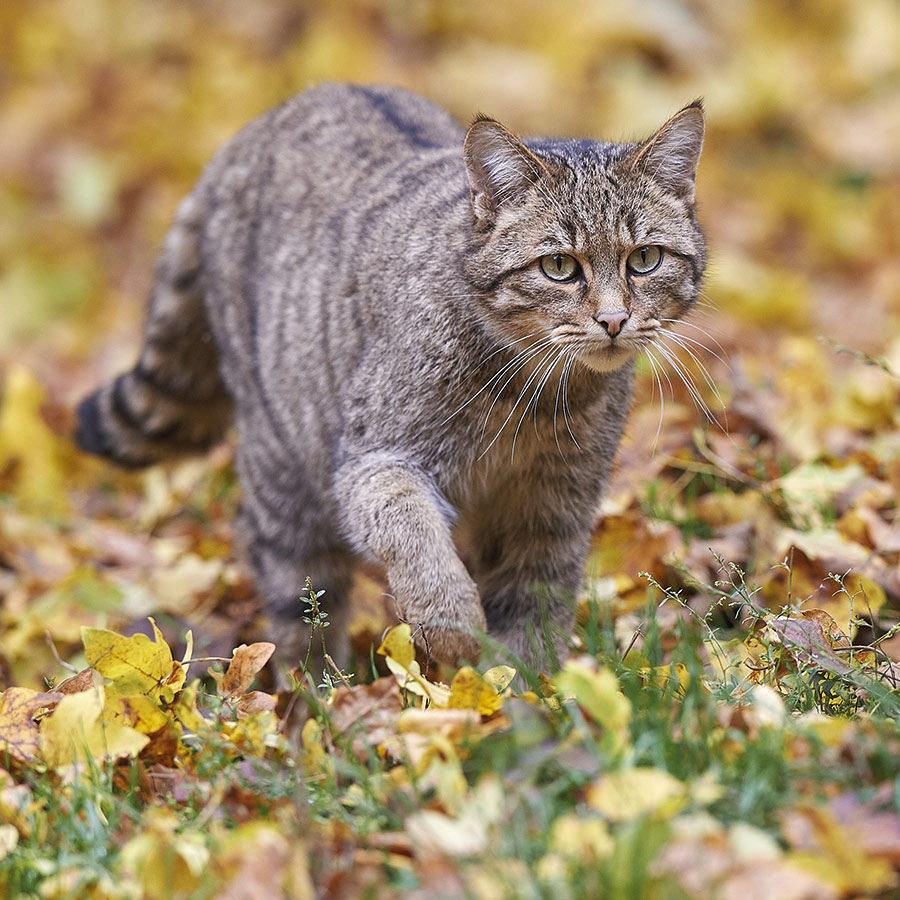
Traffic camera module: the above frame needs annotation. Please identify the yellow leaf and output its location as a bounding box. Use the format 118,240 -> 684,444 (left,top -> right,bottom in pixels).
101,693 -> 169,735
587,768 -> 687,821
181,630 -> 194,677
482,665 -> 516,693
0,365 -> 66,514
39,686 -> 149,769
554,659 -> 631,753
301,717 -> 332,777
377,623 -> 416,669
547,813 -> 614,863
221,711 -> 278,756
785,807 -> 898,895
82,618 -> 185,704
379,624 -> 451,705
171,680 -> 210,735
448,666 -> 505,716
119,808 -> 209,900
0,687 -> 61,764
638,662 -> 692,693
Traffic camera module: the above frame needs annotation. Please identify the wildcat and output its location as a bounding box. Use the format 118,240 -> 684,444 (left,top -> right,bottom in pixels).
76,83 -> 706,672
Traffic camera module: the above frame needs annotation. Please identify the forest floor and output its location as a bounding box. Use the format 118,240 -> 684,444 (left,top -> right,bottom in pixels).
2,1 -> 900,898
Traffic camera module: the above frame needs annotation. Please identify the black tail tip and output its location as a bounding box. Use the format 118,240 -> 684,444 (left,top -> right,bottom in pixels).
75,391 -> 113,459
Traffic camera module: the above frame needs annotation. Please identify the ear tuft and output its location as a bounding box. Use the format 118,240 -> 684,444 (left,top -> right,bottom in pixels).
631,101 -> 705,202
463,117 -> 548,223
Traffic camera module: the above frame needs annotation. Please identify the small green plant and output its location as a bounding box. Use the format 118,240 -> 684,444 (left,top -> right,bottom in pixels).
299,576 -> 353,691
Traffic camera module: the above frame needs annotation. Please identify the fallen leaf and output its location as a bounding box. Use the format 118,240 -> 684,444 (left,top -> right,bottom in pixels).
329,676 -> 403,756
39,685 -> 149,768
0,687 -> 61,764
220,642 -> 275,697
587,767 -> 687,821
448,666 -> 506,716
82,618 -> 186,704
554,658 -> 631,753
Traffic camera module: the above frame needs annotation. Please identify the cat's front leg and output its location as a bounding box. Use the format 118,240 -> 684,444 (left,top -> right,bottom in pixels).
335,456 -> 486,666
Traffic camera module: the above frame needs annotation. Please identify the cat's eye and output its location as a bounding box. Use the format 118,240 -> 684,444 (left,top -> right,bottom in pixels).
539,253 -> 580,282
626,245 -> 663,275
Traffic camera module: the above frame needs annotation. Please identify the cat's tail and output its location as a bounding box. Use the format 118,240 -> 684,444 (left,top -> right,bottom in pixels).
76,194 -> 233,468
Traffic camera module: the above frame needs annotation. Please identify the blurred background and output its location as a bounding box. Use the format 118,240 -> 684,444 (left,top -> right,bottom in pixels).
1,0 -> 899,685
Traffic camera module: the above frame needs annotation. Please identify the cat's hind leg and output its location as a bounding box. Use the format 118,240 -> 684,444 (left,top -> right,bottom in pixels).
237,443 -> 356,679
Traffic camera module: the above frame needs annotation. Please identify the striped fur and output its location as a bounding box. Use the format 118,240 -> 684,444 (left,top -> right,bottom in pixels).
77,85 -> 706,672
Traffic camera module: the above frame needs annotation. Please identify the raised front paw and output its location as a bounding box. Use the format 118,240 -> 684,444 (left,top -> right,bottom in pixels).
401,580 -> 487,667
416,619 -> 484,667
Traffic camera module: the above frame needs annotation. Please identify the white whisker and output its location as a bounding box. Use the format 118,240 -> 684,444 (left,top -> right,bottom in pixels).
659,318 -> 730,365
652,340 -> 719,427
476,337 -> 558,439
479,344 -> 558,459
561,354 -> 580,449
511,347 -> 566,461
643,346 -> 667,451
442,334 -> 555,425
660,331 -> 729,432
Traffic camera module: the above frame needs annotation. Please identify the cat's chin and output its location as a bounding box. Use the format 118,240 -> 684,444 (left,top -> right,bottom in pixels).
577,346 -> 635,374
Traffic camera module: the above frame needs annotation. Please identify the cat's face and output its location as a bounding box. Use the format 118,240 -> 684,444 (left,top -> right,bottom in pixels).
464,105 -> 706,374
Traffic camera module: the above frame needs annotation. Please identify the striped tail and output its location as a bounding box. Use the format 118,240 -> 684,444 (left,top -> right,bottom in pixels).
76,194 -> 232,468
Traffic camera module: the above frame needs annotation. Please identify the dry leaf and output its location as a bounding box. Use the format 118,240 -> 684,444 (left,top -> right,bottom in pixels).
220,642 -> 275,697
0,687 -> 61,764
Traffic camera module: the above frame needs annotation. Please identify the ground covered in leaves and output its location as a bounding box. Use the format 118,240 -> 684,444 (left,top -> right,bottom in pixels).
2,1 -> 900,898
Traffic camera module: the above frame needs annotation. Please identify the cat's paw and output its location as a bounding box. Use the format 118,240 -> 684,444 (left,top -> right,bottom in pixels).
418,622 -> 484,668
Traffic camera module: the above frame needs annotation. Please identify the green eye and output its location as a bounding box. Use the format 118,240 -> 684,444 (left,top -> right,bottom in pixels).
539,253 -> 579,282
626,245 -> 663,274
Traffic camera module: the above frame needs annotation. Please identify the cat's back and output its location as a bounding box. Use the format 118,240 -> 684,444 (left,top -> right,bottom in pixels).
201,83 -> 464,199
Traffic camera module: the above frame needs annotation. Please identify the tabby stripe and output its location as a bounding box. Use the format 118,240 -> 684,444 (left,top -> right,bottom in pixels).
172,267 -> 201,292
133,359 -> 195,403
110,378 -> 143,431
481,263 -> 531,294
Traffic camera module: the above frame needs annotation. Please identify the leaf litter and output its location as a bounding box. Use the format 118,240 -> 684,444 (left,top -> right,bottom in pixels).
2,0 -> 900,897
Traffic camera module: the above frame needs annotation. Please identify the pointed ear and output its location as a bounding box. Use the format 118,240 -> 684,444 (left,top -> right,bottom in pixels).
631,100 -> 705,202
463,116 -> 548,223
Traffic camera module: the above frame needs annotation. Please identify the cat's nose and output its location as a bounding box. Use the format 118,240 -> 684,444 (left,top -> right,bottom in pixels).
593,309 -> 629,337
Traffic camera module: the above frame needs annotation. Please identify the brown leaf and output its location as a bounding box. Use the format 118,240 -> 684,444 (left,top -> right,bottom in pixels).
0,688 -> 61,764
329,676 -> 403,756
55,667 -> 96,694
221,642 -> 276,698
765,616 -> 853,677
235,691 -> 278,718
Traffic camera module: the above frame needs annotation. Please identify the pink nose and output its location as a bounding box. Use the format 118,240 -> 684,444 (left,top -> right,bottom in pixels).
593,310 -> 629,337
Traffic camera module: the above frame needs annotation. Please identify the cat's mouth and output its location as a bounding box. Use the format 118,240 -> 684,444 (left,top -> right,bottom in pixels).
550,326 -> 643,372
576,341 -> 636,373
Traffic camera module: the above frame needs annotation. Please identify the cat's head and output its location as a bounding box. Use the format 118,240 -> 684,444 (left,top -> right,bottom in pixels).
463,103 -> 706,374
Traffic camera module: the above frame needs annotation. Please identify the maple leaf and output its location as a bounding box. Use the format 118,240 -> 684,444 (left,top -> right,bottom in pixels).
82,618 -> 186,704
